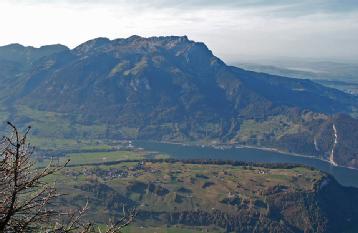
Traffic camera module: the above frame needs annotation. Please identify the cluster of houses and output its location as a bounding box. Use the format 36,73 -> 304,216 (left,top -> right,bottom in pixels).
65,161 -> 162,180
65,167 -> 129,180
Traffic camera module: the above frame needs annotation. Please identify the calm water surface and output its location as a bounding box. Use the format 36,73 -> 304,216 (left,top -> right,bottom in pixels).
135,141 -> 358,188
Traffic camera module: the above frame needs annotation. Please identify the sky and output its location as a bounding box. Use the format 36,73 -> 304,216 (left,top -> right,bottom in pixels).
0,0 -> 357,63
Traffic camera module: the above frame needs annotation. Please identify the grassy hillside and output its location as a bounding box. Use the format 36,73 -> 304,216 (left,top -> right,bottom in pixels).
45,157 -> 358,233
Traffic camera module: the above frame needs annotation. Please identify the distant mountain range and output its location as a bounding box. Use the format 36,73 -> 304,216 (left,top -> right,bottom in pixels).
235,61 -> 358,95
0,36 -> 358,169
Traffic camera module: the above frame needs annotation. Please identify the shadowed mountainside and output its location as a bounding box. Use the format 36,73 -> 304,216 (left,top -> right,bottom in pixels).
0,36 -> 358,168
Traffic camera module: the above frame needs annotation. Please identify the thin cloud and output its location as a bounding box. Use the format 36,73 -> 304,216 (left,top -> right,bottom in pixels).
11,0 -> 358,14
0,0 -> 357,62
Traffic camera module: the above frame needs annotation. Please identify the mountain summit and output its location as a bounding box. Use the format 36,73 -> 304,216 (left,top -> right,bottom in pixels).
1,36 -> 358,168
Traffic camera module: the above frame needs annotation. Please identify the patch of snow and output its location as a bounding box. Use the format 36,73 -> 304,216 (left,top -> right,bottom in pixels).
329,124 -> 338,166
314,137 -> 320,152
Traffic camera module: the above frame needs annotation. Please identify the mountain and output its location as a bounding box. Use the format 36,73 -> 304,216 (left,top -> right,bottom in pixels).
16,36 -> 358,114
0,43 -> 68,66
0,43 -> 69,100
1,36 -> 358,168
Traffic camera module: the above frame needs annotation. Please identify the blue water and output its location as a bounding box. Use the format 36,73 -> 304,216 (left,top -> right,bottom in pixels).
135,141 -> 358,188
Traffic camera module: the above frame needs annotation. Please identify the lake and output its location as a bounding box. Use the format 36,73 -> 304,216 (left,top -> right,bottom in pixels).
135,141 -> 358,188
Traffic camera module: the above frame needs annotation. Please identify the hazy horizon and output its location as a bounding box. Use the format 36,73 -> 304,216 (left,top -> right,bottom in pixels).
1,0 -> 357,63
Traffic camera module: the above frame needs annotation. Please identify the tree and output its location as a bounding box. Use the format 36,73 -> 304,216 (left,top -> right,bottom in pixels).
0,122 -> 135,232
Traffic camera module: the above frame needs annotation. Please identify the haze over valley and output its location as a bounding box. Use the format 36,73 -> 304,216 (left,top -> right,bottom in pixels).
0,1 -> 358,232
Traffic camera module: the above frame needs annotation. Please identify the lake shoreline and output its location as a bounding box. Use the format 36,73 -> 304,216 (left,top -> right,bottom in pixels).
142,140 -> 358,171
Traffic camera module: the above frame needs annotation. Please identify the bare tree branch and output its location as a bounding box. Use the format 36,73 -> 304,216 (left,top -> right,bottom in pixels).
0,122 -> 135,232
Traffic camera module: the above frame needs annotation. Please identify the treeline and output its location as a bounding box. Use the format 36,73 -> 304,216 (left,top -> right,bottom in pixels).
149,159 -> 315,170
35,148 -> 124,158
65,157 -> 313,170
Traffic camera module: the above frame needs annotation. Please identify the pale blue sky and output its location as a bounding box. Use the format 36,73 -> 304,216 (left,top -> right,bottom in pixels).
0,0 -> 357,62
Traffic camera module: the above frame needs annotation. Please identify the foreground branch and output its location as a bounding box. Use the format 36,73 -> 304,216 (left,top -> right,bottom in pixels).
0,122 -> 135,232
